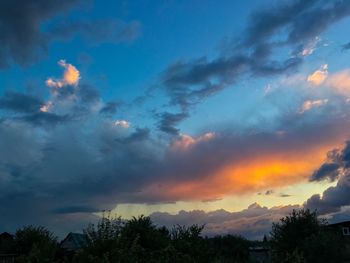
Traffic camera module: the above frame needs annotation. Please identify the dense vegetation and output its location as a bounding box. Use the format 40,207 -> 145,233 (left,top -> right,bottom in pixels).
270,209 -> 348,263
0,209 -> 348,262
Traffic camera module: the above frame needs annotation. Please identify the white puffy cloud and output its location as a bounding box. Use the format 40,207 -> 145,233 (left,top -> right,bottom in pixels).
40,101 -> 53,113
113,120 -> 130,129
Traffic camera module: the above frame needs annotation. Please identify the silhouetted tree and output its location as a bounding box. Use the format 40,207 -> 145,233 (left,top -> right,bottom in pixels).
207,235 -> 250,262
72,213 -> 261,262
270,208 -> 347,263
0,232 -> 15,255
74,212 -> 123,263
14,225 -> 58,263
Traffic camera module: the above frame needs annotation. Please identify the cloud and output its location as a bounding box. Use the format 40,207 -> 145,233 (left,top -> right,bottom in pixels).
0,0 -> 141,68
0,91 -> 43,113
113,120 -> 130,129
325,69 -> 350,97
157,112 -> 189,135
310,163 -> 341,182
100,101 -> 120,115
0,61 -> 103,127
46,60 -> 80,88
305,141 -> 350,214
157,0 -> 350,133
20,112 -> 69,126
299,36 -> 320,57
299,99 -> 328,113
171,132 -> 215,151
0,89 -> 349,235
77,84 -> 101,104
307,64 -> 328,86
310,162 -> 341,182
137,118 -> 349,203
150,203 -> 300,239
342,42 -> 350,51
3,0 -> 350,235
0,0 -> 80,67
40,101 -> 54,113
265,190 -> 274,195
52,205 -> 98,215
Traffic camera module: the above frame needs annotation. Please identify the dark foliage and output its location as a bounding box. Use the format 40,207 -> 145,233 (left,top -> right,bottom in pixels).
72,214 -> 252,263
270,208 -> 348,263
4,208 -> 350,263
14,225 -> 59,263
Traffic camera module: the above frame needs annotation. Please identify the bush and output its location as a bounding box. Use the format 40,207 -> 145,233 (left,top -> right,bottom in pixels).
270,208 -> 347,263
14,225 -> 58,263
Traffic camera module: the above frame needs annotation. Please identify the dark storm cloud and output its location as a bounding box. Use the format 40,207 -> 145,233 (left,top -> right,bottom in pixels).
0,91 -> 43,113
100,101 -> 120,115
0,0 -> 141,68
157,112 -> 189,135
162,55 -> 248,109
0,85 -> 100,127
124,128 -> 150,142
157,0 -> 350,134
0,90 -> 69,126
243,0 -> 350,46
78,84 -> 100,104
20,112 -> 70,126
310,163 -> 340,182
242,0 -> 316,46
305,141 -> 350,214
342,42 -> 350,51
0,101 -> 349,234
0,0 -> 80,67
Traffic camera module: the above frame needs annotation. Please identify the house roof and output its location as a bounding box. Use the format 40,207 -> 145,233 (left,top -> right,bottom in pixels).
328,220 -> 350,227
60,232 -> 87,251
0,232 -> 13,239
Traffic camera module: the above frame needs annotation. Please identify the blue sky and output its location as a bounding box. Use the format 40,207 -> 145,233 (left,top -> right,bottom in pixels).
2,0 -> 350,239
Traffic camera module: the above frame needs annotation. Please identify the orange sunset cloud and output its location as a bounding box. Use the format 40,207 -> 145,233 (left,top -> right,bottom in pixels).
138,128 -> 349,202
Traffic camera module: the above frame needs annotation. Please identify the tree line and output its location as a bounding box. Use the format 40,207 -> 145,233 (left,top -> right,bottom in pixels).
0,209 -> 348,263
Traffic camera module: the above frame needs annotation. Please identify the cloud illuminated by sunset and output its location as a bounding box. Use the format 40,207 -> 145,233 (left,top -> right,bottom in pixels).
307,64 -> 328,86
326,69 -> 350,97
3,0 -> 350,239
46,60 -> 80,88
172,132 -> 215,151
299,99 -> 328,113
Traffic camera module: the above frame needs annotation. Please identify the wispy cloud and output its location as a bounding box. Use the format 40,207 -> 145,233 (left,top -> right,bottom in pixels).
171,132 -> 215,151
326,69 -> 350,97
299,99 -> 328,113
157,0 -> 350,134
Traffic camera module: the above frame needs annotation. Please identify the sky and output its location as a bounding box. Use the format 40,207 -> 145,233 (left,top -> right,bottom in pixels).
2,0 -> 350,240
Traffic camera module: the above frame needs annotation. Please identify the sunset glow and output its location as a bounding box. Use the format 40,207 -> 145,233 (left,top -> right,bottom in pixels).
2,0 -> 350,239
